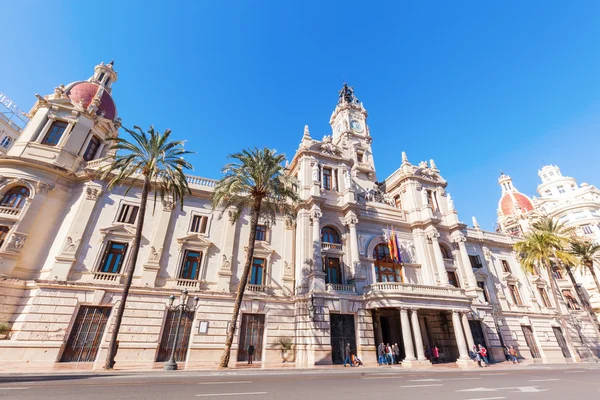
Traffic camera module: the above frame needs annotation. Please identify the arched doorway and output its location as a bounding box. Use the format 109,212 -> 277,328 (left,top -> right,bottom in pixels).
373,243 -> 403,282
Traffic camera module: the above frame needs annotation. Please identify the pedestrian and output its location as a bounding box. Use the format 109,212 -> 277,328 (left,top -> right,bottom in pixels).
478,344 -> 489,366
432,345 -> 439,364
503,345 -> 511,362
508,346 -> 518,364
393,343 -> 400,364
247,343 -> 255,365
386,343 -> 394,365
425,345 -> 432,361
473,345 -> 482,367
343,343 -> 353,367
377,343 -> 385,365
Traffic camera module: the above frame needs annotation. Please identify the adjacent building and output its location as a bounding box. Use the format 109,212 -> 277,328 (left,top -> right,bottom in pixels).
0,63 -> 598,371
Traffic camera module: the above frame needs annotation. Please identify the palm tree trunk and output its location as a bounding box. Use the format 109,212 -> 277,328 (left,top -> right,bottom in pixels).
587,261 -> 600,295
219,197 -> 263,368
104,175 -> 151,369
545,261 -> 577,359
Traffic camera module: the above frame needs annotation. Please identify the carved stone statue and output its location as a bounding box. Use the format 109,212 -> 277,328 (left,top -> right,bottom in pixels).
148,246 -> 163,262
221,254 -> 231,271
338,83 -> 358,104
312,163 -> 319,183
63,237 -> 80,253
344,169 -> 351,189
447,193 -> 455,211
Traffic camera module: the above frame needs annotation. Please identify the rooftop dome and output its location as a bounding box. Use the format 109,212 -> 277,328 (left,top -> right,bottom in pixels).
66,82 -> 117,120
499,192 -> 534,216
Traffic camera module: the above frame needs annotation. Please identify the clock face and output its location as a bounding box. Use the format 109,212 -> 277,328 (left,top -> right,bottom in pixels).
350,120 -> 363,132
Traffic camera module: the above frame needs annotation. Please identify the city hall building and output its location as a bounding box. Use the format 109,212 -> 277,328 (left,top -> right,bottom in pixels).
0,62 -> 598,371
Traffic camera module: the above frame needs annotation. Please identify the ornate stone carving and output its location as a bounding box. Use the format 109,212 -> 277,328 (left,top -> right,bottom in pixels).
482,246 -> 492,261
311,162 -> 319,183
4,232 -> 27,252
318,136 -> 342,156
36,182 -> 54,195
345,213 -> 358,226
162,199 -> 174,211
62,237 -> 80,253
437,186 -> 446,196
148,246 -> 163,262
447,193 -> 454,211
310,209 -> 322,221
220,254 -> 232,271
86,186 -> 102,200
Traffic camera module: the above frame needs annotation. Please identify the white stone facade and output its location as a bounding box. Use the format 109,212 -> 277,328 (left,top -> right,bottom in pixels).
0,66 -> 598,371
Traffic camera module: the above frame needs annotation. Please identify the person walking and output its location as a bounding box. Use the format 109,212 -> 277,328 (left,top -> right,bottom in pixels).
392,343 -> 400,364
425,345 -> 432,361
377,343 -> 385,366
343,343 -> 353,367
247,343 -> 255,365
386,343 -> 394,365
478,344 -> 489,366
432,345 -> 440,364
503,345 -> 511,361
508,346 -> 518,364
473,345 -> 482,367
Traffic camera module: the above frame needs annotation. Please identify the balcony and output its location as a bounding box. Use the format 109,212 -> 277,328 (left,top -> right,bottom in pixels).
91,271 -> 122,284
246,284 -> 267,293
321,242 -> 342,251
0,206 -> 21,219
326,283 -> 356,294
173,278 -> 200,289
365,282 -> 466,298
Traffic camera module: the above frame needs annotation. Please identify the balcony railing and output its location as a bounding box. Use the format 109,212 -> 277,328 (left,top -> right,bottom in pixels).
174,279 -> 200,289
321,242 -> 342,251
366,282 -> 466,297
0,206 -> 21,217
326,283 -> 356,294
247,284 -> 267,293
91,271 -> 122,283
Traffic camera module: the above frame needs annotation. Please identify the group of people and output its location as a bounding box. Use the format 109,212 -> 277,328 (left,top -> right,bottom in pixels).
425,345 -> 440,363
504,345 -> 520,363
377,342 -> 401,365
470,344 -> 489,367
343,343 -> 364,367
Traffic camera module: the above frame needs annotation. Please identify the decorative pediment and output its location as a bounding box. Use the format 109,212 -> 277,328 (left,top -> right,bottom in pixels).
502,271 -> 519,283
177,233 -> 213,250
474,269 -> 488,280
531,275 -> 548,287
99,223 -> 136,239
245,241 -> 276,258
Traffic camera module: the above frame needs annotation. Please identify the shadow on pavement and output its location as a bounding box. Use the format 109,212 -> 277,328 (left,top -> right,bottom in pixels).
0,374 -> 117,384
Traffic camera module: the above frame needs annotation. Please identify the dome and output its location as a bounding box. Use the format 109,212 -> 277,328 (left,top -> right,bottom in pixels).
499,192 -> 534,216
66,82 -> 116,120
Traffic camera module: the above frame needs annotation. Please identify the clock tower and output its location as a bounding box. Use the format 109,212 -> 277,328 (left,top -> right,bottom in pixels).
330,83 -> 369,143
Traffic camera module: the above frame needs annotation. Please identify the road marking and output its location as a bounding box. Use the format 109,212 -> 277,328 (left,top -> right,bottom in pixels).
564,370 -> 584,374
196,392 -> 267,397
529,379 -> 560,382
198,381 -> 251,385
459,386 -> 547,393
463,397 -> 505,400
0,387 -> 30,390
399,384 -> 443,388
479,373 -> 506,376
410,378 -> 481,382
363,376 -> 399,380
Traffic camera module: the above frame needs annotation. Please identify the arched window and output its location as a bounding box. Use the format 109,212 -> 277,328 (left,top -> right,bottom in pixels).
321,227 -> 341,244
0,186 -> 30,209
373,243 -> 403,283
0,136 -> 12,149
440,244 -> 452,260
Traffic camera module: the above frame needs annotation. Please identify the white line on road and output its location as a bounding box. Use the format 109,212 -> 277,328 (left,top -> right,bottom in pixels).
564,370 -> 584,374
479,373 -> 507,376
529,379 -> 560,382
198,381 -> 252,385
463,397 -> 505,400
196,392 -> 267,397
0,387 -> 30,390
363,376 -> 400,380
399,384 -> 443,388
410,378 -> 481,382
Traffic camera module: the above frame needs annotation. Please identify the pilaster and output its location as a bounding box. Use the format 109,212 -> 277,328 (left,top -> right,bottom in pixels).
139,198 -> 174,287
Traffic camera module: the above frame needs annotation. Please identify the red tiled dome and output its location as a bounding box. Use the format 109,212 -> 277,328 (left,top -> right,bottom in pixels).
66,82 -> 116,120
500,193 -> 534,216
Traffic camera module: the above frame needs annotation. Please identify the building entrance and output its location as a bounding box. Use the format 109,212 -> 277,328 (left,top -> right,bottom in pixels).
61,306 -> 111,363
238,313 -> 265,362
330,314 -> 356,364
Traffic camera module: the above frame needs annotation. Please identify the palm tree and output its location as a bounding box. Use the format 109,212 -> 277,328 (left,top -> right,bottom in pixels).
212,147 -> 298,368
515,217 -> 578,356
101,126 -> 193,369
570,239 -> 600,295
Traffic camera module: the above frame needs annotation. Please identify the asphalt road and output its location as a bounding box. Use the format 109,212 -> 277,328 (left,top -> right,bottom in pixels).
0,365 -> 599,400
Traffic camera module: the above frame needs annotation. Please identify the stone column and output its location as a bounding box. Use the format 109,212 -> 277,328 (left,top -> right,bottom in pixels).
400,308 -> 416,361
51,182 -> 102,280
309,207 -> 325,291
454,233 -> 477,288
428,231 -> 449,285
410,309 -> 427,361
451,311 -> 470,360
461,312 -> 476,351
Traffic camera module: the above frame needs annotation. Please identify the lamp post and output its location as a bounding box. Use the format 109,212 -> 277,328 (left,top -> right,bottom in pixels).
163,289 -> 200,371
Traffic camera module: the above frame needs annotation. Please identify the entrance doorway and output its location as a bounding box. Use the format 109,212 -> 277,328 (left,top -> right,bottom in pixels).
469,320 -> 487,348
552,326 -> 571,358
330,314 -> 356,364
61,306 -> 111,362
521,325 -> 541,359
238,314 -> 265,362
157,309 -> 194,362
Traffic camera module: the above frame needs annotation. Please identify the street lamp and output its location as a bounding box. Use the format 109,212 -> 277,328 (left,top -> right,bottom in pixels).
163,289 -> 200,371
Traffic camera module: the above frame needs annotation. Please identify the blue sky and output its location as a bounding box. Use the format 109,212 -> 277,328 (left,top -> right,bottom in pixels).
2,1 -> 600,230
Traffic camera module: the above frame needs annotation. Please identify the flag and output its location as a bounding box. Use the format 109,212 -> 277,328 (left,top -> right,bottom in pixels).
394,230 -> 403,264
391,227 -> 399,263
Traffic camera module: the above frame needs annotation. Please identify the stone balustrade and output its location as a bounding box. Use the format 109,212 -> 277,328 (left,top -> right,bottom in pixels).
174,279 -> 200,289
0,206 -> 21,217
246,284 -> 267,293
186,175 -> 217,188
321,242 -> 342,251
91,271 -> 122,284
366,282 -> 466,297
326,283 -> 356,294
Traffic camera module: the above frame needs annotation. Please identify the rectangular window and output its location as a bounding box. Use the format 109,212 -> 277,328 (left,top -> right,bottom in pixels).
99,241 -> 128,273
83,136 -> 101,161
501,259 -> 511,273
557,185 -> 565,194
447,271 -> 460,288
42,120 -> 68,146
250,258 -> 265,285
469,255 -> 483,269
552,268 -> 564,280
323,167 -> 332,190
477,281 -> 489,302
356,152 -> 363,163
562,290 -> 580,310
325,256 -> 342,285
255,225 -> 267,241
0,225 -> 9,248
190,215 -> 208,234
508,284 -> 523,306
394,195 -> 402,209
116,204 -> 139,224
179,250 -> 202,280
538,287 -> 551,308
